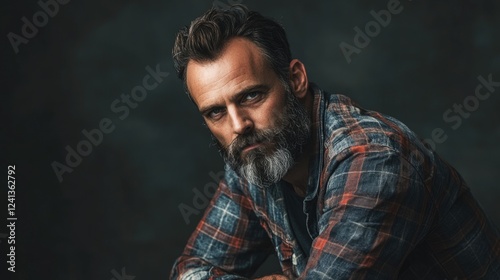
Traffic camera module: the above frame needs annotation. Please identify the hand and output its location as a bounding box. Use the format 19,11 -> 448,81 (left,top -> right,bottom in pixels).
254,274 -> 289,280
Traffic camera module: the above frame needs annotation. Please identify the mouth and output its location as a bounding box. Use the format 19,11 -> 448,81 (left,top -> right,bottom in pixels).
242,143 -> 262,153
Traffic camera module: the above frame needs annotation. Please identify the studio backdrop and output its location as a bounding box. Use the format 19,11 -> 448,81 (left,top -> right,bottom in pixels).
3,0 -> 500,279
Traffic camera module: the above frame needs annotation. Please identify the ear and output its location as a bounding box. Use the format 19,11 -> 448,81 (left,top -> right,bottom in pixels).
289,59 -> 309,99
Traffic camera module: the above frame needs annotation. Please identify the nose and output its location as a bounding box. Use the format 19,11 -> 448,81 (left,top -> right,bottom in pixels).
229,107 -> 253,135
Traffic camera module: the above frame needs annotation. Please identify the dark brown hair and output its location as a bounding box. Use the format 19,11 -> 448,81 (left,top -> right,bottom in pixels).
172,4 -> 292,95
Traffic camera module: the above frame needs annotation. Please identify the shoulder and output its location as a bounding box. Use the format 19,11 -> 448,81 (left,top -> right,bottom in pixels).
321,91 -> 428,162
219,166 -> 246,193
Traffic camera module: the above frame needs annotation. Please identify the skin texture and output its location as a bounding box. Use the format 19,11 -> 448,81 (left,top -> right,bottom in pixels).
186,37 -> 313,278
186,37 -> 313,196
186,37 -> 289,148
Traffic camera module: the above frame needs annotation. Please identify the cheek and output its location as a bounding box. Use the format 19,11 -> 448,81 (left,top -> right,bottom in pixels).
257,96 -> 287,128
208,126 -> 231,146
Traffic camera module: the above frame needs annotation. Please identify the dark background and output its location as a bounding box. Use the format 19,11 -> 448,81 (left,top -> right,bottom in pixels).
3,0 -> 499,279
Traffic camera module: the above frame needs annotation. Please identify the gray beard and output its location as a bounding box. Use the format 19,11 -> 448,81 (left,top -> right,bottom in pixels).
214,90 -> 311,187
238,146 -> 294,187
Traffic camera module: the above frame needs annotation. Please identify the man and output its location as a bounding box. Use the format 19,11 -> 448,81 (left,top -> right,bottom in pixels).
170,5 -> 500,279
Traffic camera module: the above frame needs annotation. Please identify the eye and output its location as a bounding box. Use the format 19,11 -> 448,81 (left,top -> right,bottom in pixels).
207,107 -> 225,120
242,92 -> 260,102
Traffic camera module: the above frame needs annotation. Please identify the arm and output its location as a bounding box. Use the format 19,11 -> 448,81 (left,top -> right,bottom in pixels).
302,144 -> 434,279
170,175 -> 274,280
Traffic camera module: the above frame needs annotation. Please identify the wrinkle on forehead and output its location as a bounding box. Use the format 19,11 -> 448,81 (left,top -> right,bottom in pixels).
186,37 -> 275,108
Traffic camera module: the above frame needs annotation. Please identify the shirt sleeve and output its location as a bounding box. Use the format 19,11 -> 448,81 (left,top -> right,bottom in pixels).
170,176 -> 274,280
301,144 -> 434,279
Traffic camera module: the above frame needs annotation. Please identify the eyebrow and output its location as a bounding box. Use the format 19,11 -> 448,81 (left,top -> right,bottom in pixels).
198,84 -> 270,116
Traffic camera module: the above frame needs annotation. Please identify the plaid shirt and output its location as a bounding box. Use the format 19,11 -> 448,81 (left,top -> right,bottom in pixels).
171,84 -> 500,279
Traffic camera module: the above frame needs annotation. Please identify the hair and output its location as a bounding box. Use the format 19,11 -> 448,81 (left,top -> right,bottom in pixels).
172,4 -> 292,96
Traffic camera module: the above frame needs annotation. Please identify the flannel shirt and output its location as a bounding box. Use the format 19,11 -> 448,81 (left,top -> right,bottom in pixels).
171,83 -> 500,279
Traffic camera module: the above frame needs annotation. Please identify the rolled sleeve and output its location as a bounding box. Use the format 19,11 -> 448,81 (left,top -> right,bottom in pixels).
170,176 -> 273,280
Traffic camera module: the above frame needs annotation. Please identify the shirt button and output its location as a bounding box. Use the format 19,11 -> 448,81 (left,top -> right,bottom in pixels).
292,253 -> 298,266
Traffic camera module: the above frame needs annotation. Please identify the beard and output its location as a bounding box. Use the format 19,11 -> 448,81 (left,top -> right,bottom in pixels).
213,88 -> 311,187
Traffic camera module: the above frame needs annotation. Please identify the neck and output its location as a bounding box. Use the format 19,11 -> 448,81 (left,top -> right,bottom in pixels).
282,144 -> 312,197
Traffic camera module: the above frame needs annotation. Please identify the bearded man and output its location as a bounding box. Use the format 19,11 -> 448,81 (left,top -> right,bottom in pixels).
170,5 -> 500,280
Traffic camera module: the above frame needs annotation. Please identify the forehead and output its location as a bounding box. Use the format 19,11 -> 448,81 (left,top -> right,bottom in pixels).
185,37 -> 277,108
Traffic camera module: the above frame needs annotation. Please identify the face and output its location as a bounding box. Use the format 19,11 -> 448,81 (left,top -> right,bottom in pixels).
186,37 -> 310,186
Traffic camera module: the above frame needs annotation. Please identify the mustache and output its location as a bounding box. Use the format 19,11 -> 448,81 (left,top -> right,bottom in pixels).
227,128 -> 276,156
